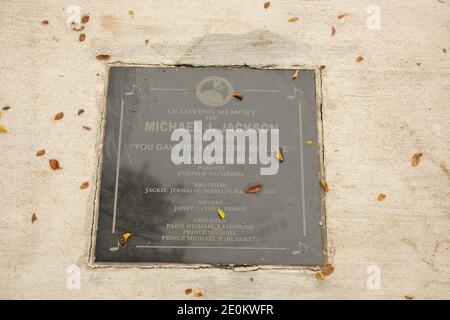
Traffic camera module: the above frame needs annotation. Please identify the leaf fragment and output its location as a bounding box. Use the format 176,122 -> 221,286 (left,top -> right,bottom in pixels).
96,54 -> 111,61
217,208 -> 225,220
337,12 -> 350,19
193,289 -> 203,297
118,232 -> 132,247
319,65 -> 326,71
246,184 -> 263,193
0,124 -> 7,133
320,177 -> 329,193
32,213 -> 38,223
41,20 -> 49,25
83,125 -> 91,131
411,152 -> 423,167
71,24 -> 85,31
322,264 -> 334,276
264,2 -> 270,9
315,271 -> 325,280
275,148 -> 284,163
184,288 -> 192,295
54,112 -> 64,120
443,48 -> 447,54
81,15 -> 90,24
77,109 -> 85,116
2,106 -> 11,111
36,149 -> 45,157
232,92 -> 244,101
292,69 -> 300,80
356,56 -> 364,63
288,17 -> 299,23
49,159 -> 60,170
404,294 -> 415,300
331,26 -> 336,36
79,33 -> 86,42
80,181 -> 89,190
377,193 -> 386,201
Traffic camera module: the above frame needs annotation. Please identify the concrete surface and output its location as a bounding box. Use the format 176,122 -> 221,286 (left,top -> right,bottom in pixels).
0,0 -> 449,299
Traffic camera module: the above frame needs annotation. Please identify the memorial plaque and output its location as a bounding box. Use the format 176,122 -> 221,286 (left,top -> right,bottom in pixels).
93,66 -> 325,266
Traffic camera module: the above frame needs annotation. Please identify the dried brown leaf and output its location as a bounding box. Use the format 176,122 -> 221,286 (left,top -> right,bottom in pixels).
184,288 -> 192,295
320,177 -> 329,193
41,20 -> 49,25
81,15 -> 90,24
54,112 -> 64,120
319,65 -> 326,71
32,213 -> 38,223
36,149 -> 45,157
443,48 -> 447,54
246,184 -> 263,193
96,54 -> 111,61
83,126 -> 91,131
378,193 -> 386,201
250,277 -> 254,282
288,17 -> 299,23
322,264 -> 334,276
49,159 -> 60,170
3,106 -> 11,111
264,2 -> 270,9
337,12 -> 350,19
404,294 -> 415,300
232,92 -> 244,101
80,181 -> 89,190
79,33 -> 86,42
77,109 -> 85,116
331,26 -> 336,36
411,152 -> 423,167
356,56 -> 364,63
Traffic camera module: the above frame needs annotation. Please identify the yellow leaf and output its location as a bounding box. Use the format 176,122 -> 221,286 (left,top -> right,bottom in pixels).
275,148 -> 284,162
217,208 -> 225,220
122,232 -> 132,240
315,271 -> 325,280
411,152 -> 423,167
193,289 -> 203,297
0,124 -> 7,133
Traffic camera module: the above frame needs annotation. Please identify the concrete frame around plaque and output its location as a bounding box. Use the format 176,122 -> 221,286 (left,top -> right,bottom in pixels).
90,65 -> 327,268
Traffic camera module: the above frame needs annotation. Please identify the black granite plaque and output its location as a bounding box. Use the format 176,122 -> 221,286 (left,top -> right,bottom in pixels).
94,66 -> 324,266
